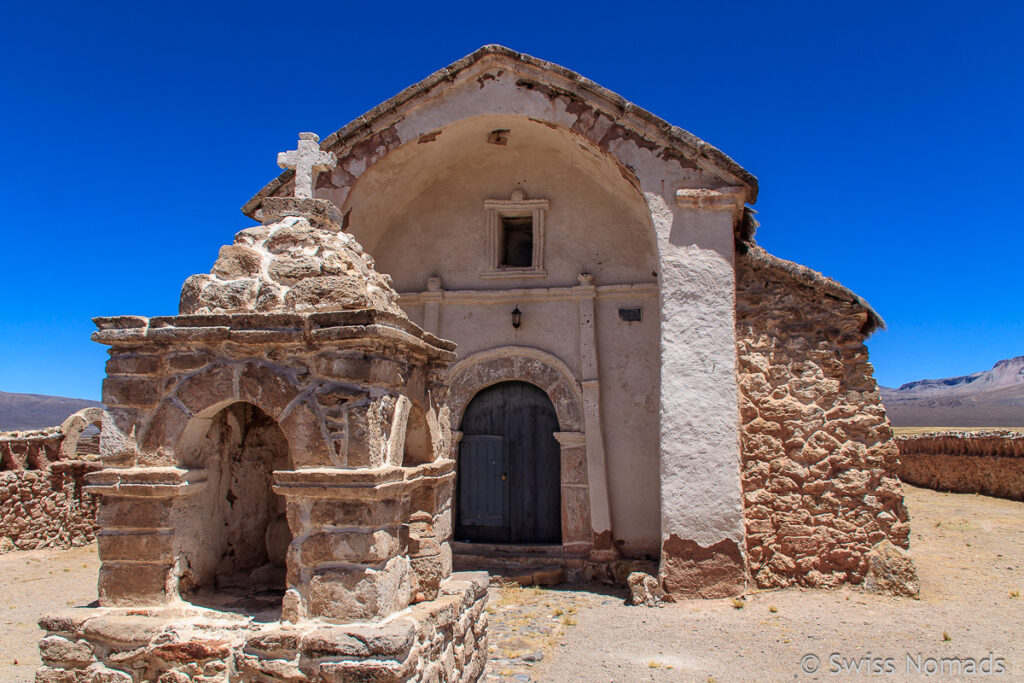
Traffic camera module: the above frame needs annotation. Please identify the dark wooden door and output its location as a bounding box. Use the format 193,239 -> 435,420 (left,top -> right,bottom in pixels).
456,381 -> 561,544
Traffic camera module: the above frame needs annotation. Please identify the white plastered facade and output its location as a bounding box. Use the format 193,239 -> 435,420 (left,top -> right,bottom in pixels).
247,47 -> 754,579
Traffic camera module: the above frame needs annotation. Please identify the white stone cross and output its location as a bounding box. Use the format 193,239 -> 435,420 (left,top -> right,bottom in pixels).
277,132 -> 337,199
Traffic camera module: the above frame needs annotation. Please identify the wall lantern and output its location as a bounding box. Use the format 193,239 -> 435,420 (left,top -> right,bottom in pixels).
511,306 -> 522,329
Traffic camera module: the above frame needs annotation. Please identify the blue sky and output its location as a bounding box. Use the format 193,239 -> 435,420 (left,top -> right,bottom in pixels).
1,1 -> 1021,400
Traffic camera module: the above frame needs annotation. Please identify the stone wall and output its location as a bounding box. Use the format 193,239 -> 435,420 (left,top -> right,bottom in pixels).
735,250 -> 910,590
0,414 -> 103,552
91,310 -> 456,613
896,431 -> 1024,500
36,571 -> 488,683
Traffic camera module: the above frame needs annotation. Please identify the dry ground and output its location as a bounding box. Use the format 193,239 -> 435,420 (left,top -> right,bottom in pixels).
892,426 -> 1024,436
0,544 -> 98,682
1,485 -> 1022,682
485,484 -> 1024,682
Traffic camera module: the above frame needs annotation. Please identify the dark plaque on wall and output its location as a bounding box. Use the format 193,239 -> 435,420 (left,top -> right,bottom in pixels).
618,308 -> 642,322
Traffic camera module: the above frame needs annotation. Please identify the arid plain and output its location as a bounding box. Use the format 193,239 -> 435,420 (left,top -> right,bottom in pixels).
2,484 -> 1021,683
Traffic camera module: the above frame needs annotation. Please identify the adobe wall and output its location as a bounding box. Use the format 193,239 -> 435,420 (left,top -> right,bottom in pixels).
735,253 -> 910,589
896,431 -> 1024,500
0,419 -> 102,552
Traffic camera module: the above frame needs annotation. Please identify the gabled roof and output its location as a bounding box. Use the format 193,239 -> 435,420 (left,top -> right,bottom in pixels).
243,45 -> 757,218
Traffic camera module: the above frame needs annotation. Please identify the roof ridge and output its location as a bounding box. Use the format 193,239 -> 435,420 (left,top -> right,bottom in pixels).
242,45 -> 757,218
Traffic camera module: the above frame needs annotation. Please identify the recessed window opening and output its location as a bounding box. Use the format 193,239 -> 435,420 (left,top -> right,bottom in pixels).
482,190 -> 548,279
501,215 -> 533,268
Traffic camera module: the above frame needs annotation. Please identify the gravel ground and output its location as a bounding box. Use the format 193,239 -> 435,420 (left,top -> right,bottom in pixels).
0,543 -> 99,682
1,484 -> 1021,682
487,485 -> 1024,682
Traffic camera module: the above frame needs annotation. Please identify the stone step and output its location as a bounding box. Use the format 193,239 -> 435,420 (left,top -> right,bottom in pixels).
450,541 -> 578,559
453,560 -> 567,587
452,543 -> 570,585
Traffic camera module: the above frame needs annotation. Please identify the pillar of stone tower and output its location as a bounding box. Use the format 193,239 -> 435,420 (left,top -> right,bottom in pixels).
36,134 -> 489,683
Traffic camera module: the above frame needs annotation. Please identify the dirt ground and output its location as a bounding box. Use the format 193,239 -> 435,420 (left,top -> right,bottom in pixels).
486,485 -> 1024,682
892,426 -> 1023,436
2,484 -> 1022,682
0,544 -> 99,682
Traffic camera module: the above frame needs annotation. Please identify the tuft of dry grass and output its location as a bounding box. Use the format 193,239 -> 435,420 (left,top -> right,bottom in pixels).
943,631 -> 951,642
768,605 -> 778,613
731,597 -> 746,609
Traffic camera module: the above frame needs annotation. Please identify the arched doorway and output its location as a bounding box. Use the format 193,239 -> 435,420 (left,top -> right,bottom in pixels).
456,381 -> 561,544
179,402 -> 292,618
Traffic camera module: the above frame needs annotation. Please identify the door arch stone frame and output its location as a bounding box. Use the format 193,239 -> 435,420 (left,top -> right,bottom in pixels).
447,346 -> 595,554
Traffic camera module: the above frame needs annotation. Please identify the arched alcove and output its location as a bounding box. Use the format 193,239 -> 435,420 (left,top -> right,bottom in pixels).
176,402 -> 292,619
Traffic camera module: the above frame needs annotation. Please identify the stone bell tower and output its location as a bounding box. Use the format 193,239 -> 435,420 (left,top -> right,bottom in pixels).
37,134 -> 488,683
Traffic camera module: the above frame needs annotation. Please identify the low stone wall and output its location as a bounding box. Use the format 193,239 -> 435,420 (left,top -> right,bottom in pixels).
736,250 -> 911,591
896,431 -> 1024,500
0,411 -> 104,552
37,571 -> 488,683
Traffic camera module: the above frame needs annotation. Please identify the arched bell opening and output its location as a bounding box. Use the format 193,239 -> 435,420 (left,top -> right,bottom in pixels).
176,402 -> 292,620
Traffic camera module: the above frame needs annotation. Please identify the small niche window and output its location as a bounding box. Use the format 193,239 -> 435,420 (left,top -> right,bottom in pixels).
501,215 -> 533,267
483,190 -> 548,278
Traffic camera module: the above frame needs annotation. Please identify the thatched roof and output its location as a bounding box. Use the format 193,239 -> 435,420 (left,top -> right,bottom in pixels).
741,244 -> 886,335
242,44 -> 757,218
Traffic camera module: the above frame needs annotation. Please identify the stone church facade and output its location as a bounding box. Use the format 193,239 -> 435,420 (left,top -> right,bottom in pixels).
235,46 -> 910,597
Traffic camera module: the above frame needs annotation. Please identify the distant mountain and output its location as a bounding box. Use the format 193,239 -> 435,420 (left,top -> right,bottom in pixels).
0,391 -> 104,431
880,356 -> 1024,427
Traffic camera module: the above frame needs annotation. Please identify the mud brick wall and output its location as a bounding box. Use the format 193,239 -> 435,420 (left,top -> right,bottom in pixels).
896,431 -> 1024,500
735,254 -> 910,589
0,428 -> 101,552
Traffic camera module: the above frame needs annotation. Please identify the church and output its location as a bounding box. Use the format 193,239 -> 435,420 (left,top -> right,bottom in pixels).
33,44 -> 916,683
192,45 -> 908,597
225,46 -> 912,596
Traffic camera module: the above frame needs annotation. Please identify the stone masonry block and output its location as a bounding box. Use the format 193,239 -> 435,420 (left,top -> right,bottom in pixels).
307,497 -> 404,529
278,398 -> 332,467
237,362 -> 300,419
97,530 -> 173,562
96,499 -> 171,529
299,621 -> 416,659
306,556 -> 411,622
298,529 -> 401,565
175,364 -> 236,415
106,354 -> 161,376
102,377 -> 159,407
98,562 -> 173,606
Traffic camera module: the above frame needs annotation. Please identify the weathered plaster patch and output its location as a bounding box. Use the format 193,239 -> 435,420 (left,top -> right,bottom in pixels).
417,129 -> 442,144
660,534 -> 745,598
